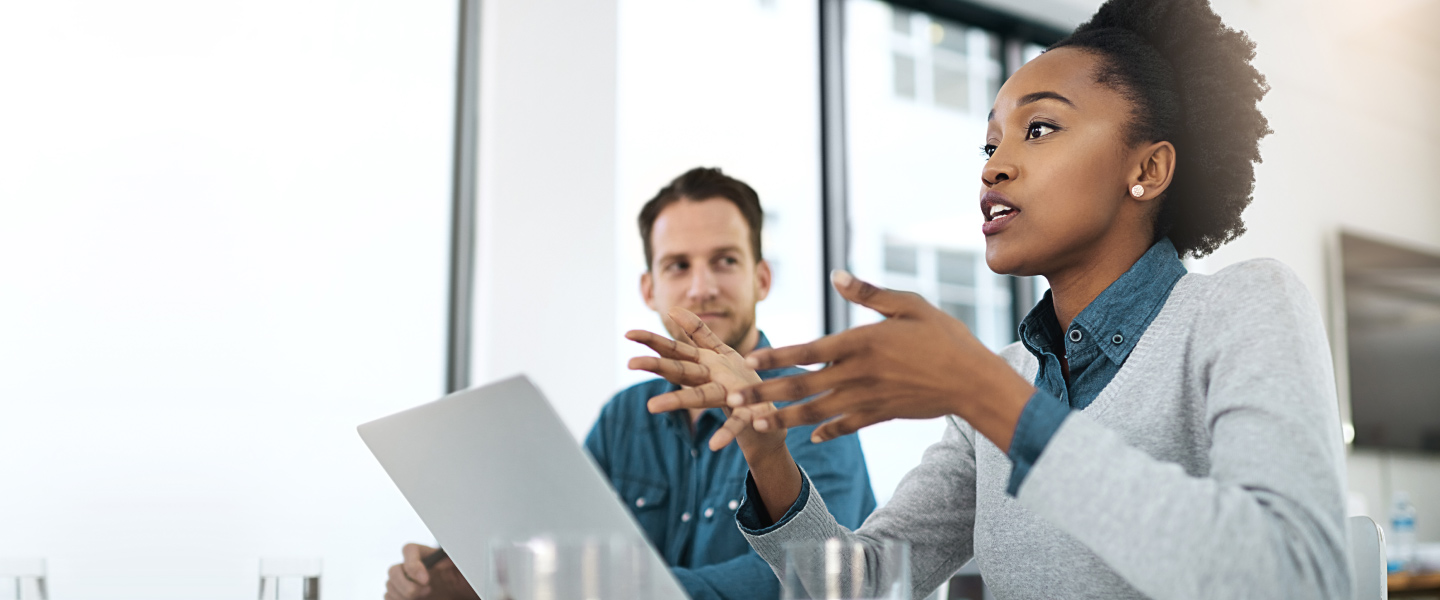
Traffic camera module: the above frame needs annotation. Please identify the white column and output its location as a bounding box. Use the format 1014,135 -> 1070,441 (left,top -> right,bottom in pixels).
471,0 -> 621,437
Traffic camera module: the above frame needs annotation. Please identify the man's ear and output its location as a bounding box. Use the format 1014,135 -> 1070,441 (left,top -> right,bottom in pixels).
1129,140 -> 1176,203
641,270 -> 657,312
754,259 -> 773,302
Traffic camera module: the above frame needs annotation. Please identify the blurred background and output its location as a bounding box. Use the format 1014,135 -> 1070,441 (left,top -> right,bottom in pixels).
1,0 -> 1437,597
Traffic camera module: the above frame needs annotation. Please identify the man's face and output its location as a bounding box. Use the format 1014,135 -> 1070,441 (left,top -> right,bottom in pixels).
642,198 -> 771,351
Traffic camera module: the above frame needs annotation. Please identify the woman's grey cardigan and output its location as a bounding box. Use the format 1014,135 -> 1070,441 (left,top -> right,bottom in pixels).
740,259 -> 1351,599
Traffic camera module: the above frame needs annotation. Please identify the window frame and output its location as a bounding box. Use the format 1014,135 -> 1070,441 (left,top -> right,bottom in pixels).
818,0 -> 1068,336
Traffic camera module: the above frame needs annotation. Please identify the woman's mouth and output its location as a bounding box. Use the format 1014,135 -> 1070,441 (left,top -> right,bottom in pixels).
980,192 -> 1020,236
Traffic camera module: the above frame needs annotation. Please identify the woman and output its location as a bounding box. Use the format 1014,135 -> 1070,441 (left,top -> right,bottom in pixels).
625,0 -> 1350,597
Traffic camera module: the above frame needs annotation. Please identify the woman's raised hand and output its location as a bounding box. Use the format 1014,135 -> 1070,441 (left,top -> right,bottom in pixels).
626,308 -> 788,454
731,271 -> 1035,452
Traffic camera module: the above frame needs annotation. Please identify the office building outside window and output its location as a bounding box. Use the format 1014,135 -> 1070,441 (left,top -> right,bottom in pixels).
839,0 -> 1058,506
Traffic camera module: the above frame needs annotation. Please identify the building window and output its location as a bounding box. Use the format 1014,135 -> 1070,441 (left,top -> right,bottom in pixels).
887,9 -> 1004,118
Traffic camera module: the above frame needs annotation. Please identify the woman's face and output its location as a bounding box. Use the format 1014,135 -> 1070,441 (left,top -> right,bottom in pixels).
980,47 -> 1147,277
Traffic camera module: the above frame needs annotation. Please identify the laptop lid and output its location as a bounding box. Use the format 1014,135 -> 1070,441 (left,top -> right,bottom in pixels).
358,374 -> 689,599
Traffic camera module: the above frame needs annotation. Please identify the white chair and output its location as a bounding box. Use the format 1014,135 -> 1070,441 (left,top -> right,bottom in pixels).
0,558 -> 47,600
1349,515 -> 1387,600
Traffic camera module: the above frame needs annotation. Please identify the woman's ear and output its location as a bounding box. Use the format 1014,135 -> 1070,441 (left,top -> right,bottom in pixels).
1129,140 -> 1176,202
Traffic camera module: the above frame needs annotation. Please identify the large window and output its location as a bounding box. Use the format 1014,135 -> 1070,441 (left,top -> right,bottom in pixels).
826,0 -> 1062,505
0,3 -> 456,598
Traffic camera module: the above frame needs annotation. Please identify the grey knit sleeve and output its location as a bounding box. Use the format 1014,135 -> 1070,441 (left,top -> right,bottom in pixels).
739,416 -> 981,599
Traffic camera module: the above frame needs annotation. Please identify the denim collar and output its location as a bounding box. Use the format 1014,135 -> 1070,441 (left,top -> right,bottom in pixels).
1019,238 -> 1187,366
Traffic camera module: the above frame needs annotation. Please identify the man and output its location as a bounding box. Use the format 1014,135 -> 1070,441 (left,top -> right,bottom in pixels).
383,167 -> 875,600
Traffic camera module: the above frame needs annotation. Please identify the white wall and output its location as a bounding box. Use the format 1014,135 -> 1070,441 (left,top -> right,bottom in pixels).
1195,0 -> 1440,542
472,0 -> 827,438
0,2 -> 456,598
467,0 -> 621,438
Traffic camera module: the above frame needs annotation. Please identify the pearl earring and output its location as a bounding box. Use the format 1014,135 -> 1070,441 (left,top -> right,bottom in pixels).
1130,184 -> 1144,198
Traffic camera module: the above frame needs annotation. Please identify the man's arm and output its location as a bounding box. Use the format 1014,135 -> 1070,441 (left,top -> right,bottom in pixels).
582,405 -> 613,478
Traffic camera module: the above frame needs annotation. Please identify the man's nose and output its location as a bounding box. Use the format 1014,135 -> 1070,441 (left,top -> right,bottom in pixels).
686,265 -> 719,301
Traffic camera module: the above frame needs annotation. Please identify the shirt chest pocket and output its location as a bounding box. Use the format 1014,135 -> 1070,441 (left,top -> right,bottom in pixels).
703,475 -> 746,519
614,477 -> 670,540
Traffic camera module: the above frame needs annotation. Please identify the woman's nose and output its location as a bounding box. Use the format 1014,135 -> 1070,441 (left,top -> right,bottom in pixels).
982,149 -> 1017,187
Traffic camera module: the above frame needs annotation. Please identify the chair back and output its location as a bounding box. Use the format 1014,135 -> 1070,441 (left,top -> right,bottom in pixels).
1349,515 -> 1387,600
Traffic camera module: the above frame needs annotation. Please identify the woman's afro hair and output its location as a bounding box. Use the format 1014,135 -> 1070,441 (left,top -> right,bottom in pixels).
1049,0 -> 1271,258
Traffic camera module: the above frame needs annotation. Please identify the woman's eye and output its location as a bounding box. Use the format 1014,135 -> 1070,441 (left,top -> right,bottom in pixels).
1026,122 -> 1059,140
980,144 -> 997,159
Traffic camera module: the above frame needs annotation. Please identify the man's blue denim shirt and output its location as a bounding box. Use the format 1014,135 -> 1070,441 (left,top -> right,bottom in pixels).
1006,238 -> 1188,495
584,332 -> 877,600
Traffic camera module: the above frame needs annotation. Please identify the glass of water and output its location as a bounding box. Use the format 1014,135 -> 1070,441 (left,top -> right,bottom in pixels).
782,538 -> 911,600
0,558 -> 47,600
257,558 -> 321,600
488,535 -> 653,600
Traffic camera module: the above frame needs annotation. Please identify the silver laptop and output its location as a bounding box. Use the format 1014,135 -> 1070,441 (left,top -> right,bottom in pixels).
358,374 -> 690,599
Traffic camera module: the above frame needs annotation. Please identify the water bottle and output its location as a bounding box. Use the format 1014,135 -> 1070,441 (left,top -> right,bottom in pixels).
1389,491 -> 1417,574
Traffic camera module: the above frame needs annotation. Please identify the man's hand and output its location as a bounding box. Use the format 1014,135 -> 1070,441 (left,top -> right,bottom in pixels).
384,543 -> 479,600
731,270 -> 1035,452
626,308 -> 787,457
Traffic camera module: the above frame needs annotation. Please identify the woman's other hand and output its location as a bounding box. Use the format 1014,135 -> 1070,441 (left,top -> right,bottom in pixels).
734,271 -> 1035,452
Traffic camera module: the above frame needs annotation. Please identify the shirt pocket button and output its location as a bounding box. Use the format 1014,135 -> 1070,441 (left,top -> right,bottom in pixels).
704,507 -> 715,518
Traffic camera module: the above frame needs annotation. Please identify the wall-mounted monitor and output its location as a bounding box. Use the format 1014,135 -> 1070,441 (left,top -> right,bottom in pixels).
1342,231 -> 1440,453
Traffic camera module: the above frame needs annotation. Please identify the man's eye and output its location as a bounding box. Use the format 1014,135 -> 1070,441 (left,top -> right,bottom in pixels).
667,261 -> 689,273
1026,122 -> 1059,140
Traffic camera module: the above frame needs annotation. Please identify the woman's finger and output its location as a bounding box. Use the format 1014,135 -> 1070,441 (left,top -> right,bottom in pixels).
625,329 -> 700,362
753,386 -> 872,433
668,307 -> 740,357
627,356 -> 712,387
830,270 -> 928,319
726,362 -> 857,407
812,409 -> 893,443
746,331 -> 856,372
646,381 -> 728,413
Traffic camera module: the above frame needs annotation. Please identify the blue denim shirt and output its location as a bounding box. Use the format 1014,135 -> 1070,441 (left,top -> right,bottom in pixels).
1005,238 -> 1188,495
584,332 -> 877,600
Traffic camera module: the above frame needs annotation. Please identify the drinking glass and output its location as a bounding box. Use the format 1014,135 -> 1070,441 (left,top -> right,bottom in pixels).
782,538 -> 911,600
0,558 -> 47,600
257,558 -> 321,600
488,535 -> 652,600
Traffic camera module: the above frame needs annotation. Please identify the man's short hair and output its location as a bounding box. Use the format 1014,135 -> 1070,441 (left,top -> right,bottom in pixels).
638,167 -> 764,270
